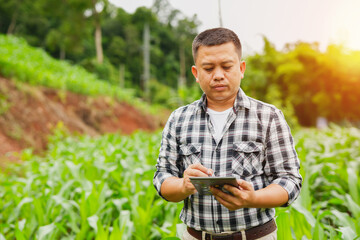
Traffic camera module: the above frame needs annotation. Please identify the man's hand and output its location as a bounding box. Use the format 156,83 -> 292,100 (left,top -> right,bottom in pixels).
210,179 -> 289,210
160,163 -> 213,202
210,179 -> 255,211
182,163 -> 213,195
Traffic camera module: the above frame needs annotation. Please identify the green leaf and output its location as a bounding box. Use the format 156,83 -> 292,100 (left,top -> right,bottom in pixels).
15,228 -> 27,240
17,219 -> 26,231
109,219 -> 122,240
299,169 -> 312,211
276,211 -> 292,239
331,210 -> 356,231
112,198 -> 128,213
33,198 -> 45,226
347,166 -> 360,205
339,227 -> 357,240
7,197 -> 33,223
312,216 -> 325,240
95,220 -> 109,240
38,223 -> 56,240
176,223 -> 187,239
88,215 -> 99,233
345,194 -> 360,219
291,200 -> 316,227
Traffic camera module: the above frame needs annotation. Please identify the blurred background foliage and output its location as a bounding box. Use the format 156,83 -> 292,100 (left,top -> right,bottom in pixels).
1,0 -> 360,127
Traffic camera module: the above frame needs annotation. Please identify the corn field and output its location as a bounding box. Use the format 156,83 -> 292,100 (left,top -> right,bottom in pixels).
0,125 -> 359,239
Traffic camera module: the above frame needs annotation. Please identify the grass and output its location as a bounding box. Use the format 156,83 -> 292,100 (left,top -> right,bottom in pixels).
0,93 -> 11,115
0,35 -> 135,102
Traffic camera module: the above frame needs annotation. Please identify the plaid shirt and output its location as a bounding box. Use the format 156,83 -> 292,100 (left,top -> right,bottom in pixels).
153,88 -> 302,233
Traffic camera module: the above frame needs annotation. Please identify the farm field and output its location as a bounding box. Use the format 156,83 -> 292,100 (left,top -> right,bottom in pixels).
2,3 -> 360,240
0,126 -> 359,239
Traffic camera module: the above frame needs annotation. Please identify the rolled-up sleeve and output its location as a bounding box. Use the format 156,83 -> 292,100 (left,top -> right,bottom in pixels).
153,112 -> 183,200
265,109 -> 302,206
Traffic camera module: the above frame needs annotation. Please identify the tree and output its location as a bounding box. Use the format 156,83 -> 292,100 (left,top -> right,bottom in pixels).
0,0 -> 49,46
175,16 -> 199,104
91,0 -> 109,64
143,23 -> 150,100
0,0 -> 31,35
43,0 -> 91,60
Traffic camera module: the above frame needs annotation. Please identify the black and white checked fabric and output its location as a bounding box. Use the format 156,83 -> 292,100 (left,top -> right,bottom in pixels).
153,88 -> 302,233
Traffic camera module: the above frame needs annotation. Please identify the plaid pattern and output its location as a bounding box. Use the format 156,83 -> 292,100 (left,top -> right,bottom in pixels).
153,88 -> 302,233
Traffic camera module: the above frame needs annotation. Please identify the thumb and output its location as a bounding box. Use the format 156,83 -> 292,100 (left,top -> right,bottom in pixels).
237,179 -> 253,191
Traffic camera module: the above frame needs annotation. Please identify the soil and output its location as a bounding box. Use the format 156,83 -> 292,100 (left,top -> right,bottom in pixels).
0,76 -> 168,161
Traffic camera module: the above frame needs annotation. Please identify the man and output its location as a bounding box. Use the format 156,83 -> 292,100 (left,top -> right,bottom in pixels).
153,27 -> 302,240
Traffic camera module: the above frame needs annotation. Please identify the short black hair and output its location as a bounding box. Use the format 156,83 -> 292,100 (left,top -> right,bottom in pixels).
192,27 -> 242,63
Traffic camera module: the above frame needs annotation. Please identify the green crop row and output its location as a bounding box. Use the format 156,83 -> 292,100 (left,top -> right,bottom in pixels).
0,129 -> 182,240
1,126 -> 359,239
278,125 -> 360,239
0,35 -> 135,103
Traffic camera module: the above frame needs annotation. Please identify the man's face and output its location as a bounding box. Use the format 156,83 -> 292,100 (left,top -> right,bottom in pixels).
192,42 -> 245,108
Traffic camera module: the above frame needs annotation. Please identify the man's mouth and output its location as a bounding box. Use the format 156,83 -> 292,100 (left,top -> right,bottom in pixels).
212,85 -> 227,91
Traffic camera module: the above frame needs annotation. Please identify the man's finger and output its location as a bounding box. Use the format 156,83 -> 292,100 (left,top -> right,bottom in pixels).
188,163 -> 213,176
185,168 -> 209,177
223,184 -> 240,196
211,187 -> 237,210
237,179 -> 253,191
211,186 -> 235,200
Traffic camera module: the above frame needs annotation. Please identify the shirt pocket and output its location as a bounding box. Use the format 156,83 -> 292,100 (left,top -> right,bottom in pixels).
232,141 -> 264,178
179,143 -> 202,169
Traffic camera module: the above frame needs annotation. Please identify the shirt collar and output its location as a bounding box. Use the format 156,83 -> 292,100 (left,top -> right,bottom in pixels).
198,88 -> 251,113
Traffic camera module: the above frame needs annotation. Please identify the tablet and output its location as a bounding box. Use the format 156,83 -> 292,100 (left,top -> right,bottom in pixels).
189,177 -> 238,195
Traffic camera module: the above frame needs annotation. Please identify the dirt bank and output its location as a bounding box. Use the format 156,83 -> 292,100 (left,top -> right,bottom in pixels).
0,76 -> 166,158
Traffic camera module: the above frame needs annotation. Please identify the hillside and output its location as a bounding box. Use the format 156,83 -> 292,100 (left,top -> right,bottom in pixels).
0,76 -> 164,158
0,34 -> 170,159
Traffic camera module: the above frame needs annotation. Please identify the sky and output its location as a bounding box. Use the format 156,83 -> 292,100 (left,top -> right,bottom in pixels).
109,0 -> 360,55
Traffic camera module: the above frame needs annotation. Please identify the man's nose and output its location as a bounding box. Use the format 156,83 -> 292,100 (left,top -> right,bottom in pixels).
213,67 -> 225,81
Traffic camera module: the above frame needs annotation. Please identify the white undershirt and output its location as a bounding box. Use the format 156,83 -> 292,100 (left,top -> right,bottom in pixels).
207,107 -> 233,143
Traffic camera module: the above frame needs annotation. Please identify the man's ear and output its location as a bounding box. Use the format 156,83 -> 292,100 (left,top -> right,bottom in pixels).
191,65 -> 199,82
240,61 -> 246,79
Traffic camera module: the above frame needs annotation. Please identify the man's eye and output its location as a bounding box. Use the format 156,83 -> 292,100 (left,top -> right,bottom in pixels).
223,66 -> 232,70
204,68 -> 213,72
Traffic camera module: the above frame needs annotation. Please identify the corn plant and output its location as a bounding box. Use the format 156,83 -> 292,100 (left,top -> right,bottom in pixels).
1,125 -> 360,239
276,125 -> 360,239
0,129 -> 181,239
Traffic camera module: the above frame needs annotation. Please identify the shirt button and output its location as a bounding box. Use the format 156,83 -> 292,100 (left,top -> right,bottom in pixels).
216,148 -> 220,152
